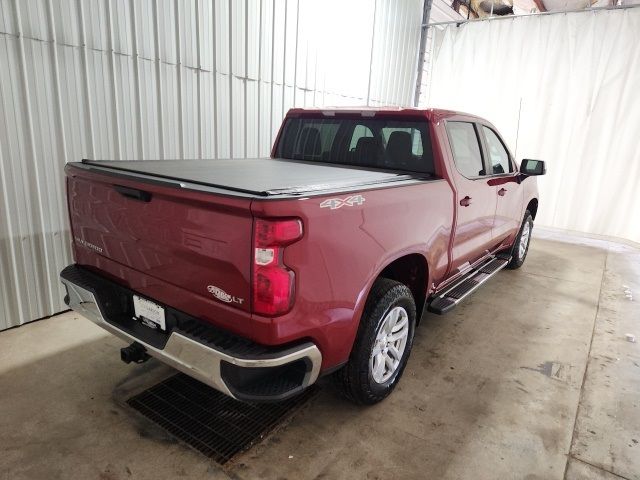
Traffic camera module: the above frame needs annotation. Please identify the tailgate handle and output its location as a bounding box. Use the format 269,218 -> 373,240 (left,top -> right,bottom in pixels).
114,185 -> 152,202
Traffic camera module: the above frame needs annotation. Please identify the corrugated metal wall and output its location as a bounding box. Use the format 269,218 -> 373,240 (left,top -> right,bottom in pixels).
0,0 -> 423,330
415,0 -> 463,105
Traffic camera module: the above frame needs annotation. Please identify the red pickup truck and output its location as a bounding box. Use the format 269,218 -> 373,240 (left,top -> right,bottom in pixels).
60,107 -> 544,404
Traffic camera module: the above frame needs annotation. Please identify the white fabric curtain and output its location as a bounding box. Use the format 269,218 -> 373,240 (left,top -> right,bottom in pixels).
423,8 -> 640,243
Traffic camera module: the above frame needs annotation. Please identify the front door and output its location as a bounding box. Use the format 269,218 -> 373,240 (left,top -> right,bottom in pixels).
479,124 -> 523,247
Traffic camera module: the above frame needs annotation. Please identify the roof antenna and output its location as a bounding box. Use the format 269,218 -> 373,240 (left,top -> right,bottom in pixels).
514,97 -> 523,160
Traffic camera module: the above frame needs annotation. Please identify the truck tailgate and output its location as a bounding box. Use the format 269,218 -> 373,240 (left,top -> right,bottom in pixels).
66,164 -> 253,314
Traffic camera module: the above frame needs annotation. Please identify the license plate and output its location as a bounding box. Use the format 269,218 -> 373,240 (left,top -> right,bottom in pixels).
133,295 -> 166,331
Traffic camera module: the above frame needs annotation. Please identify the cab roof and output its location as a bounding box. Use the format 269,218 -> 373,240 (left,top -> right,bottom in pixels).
285,106 -> 486,123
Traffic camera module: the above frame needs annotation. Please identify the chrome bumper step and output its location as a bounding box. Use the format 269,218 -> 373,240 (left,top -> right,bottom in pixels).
60,264 -> 322,402
427,255 -> 510,315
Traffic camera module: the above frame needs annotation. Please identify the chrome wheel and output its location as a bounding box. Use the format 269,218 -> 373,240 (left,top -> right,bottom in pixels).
519,221 -> 531,260
369,306 -> 409,384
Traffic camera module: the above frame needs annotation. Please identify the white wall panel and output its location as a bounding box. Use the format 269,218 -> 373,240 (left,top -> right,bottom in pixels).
182,68 -> 199,159
139,58 -> 160,158
422,7 -> 640,243
215,71 -> 230,158
0,0 -> 423,330
135,0 -> 155,60
231,75 -> 245,157
246,80 -> 259,157
258,80 -> 272,155
199,69 -> 216,157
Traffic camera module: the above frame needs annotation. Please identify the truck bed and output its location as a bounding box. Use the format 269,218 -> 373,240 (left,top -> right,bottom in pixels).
79,158 -> 425,197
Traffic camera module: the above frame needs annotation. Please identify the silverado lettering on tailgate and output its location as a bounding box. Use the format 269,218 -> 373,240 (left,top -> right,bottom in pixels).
207,285 -> 245,305
74,237 -> 104,254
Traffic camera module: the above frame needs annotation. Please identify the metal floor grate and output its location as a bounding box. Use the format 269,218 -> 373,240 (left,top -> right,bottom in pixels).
127,373 -> 319,464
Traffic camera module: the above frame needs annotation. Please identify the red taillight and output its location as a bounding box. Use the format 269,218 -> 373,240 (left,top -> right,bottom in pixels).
255,218 -> 303,246
252,218 -> 303,316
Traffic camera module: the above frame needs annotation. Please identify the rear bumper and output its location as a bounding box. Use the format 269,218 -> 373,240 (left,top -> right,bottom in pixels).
60,264 -> 322,402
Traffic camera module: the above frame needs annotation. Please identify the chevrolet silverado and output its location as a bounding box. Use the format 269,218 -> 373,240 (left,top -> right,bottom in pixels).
60,107 -> 545,404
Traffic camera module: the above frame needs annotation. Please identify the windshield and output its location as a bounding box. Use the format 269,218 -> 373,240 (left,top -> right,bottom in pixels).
275,117 -> 434,174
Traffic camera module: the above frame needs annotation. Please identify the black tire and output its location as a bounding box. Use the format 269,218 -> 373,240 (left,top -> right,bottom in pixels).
507,210 -> 533,269
333,278 -> 416,405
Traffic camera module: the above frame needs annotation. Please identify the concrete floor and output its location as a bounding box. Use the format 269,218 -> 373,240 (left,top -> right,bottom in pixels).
1,233 -> 639,480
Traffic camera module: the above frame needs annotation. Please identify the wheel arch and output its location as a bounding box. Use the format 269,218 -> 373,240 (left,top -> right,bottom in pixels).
376,252 -> 429,323
526,198 -> 539,220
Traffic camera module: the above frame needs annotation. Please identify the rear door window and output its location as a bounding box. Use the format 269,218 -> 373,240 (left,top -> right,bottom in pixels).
446,122 -> 485,178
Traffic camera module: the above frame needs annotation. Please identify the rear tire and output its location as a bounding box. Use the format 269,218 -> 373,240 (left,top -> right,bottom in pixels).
507,210 -> 533,269
333,278 -> 416,405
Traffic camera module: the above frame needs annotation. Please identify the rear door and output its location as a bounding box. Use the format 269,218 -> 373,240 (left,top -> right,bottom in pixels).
445,121 -> 497,276
478,124 -> 524,247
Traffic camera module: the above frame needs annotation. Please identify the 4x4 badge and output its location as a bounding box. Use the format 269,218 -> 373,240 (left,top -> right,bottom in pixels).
320,194 -> 365,210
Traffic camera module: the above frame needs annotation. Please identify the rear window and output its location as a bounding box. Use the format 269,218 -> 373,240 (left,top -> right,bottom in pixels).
275,117 -> 434,174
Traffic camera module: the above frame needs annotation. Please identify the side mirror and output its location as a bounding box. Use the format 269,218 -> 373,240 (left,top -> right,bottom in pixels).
520,159 -> 546,176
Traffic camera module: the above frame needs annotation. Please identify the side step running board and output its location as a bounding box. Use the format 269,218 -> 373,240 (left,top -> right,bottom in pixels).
427,255 -> 511,315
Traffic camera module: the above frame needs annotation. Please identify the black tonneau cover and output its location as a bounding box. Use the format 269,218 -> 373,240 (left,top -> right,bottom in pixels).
80,158 -> 426,197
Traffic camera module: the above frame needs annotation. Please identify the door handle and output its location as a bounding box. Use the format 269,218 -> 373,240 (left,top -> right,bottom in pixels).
460,196 -> 472,207
498,188 -> 507,196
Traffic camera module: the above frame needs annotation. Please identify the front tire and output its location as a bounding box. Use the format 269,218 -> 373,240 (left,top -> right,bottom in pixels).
333,278 -> 416,405
507,210 -> 533,269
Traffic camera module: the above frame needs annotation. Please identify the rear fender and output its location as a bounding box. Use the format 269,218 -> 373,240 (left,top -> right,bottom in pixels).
349,251 -> 430,347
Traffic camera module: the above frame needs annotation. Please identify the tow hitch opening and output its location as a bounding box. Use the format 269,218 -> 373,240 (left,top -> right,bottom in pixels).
120,342 -> 150,364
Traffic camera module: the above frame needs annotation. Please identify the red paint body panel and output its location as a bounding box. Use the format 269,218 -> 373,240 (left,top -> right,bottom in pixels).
66,107 -> 539,372
250,180 -> 453,368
